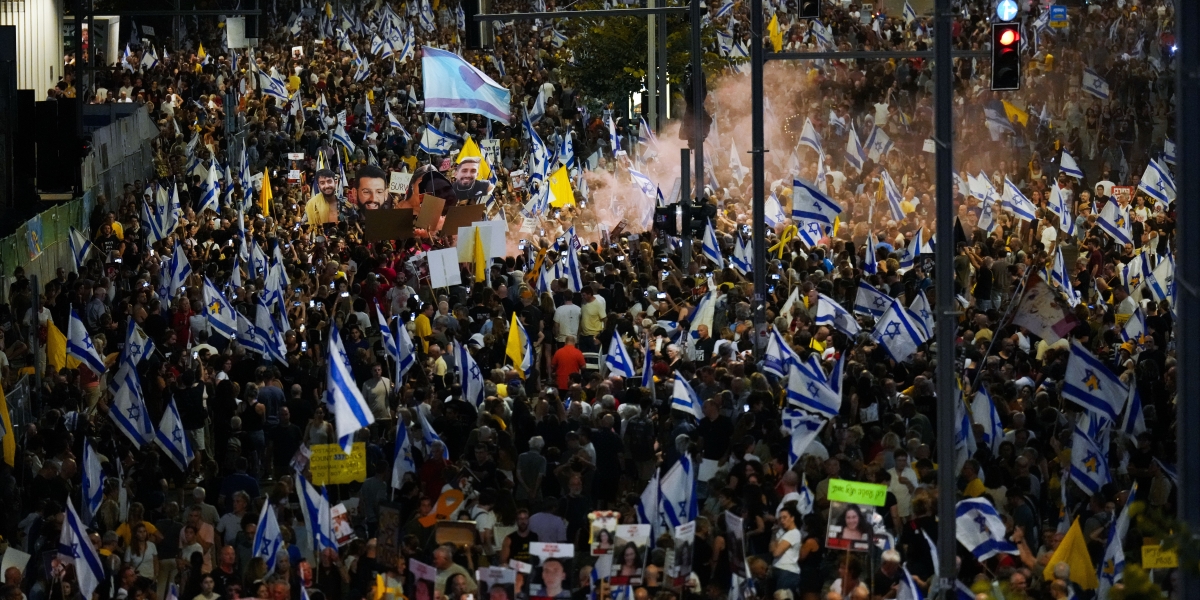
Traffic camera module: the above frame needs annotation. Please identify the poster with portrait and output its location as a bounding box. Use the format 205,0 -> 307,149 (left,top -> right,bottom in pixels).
725,511 -> 748,578
508,560 -> 532,599
529,542 -> 574,599
410,559 -> 437,600
590,512 -> 618,556
825,501 -> 877,552
668,521 -> 695,580
477,566 -> 517,600
609,523 -> 650,585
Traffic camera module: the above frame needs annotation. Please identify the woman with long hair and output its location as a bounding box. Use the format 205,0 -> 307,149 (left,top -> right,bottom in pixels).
616,542 -> 642,578
124,523 -> 159,584
836,504 -> 870,541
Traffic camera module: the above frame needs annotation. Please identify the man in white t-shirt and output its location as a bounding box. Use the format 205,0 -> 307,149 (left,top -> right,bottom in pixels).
471,491 -> 499,558
553,295 -> 581,343
887,450 -> 919,522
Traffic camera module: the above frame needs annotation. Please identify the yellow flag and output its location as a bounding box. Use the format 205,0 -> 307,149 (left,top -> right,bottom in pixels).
325,1 -> 333,17
505,313 -> 526,379
1043,518 -> 1099,590
0,383 -> 13,467
260,168 -> 273,213
198,43 -> 207,60
473,227 -> 486,283
768,14 -> 783,52
46,319 -> 79,372
1002,100 -> 1029,127
456,136 -> 493,181
547,165 -> 575,207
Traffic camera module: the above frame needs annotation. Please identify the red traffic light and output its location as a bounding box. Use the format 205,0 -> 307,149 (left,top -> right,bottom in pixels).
999,29 -> 1018,46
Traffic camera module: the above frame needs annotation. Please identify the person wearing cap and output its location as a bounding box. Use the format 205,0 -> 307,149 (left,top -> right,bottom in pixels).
305,168 -> 339,226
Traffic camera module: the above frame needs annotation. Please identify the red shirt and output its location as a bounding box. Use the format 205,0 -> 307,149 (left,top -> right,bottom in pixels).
551,344 -> 586,391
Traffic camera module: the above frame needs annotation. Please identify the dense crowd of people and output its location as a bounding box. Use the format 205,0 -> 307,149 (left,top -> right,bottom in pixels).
0,0 -> 1184,600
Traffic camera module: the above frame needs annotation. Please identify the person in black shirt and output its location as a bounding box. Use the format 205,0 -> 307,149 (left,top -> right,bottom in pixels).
500,509 -> 539,564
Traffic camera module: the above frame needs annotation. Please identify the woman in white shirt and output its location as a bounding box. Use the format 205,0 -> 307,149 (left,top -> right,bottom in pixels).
770,505 -> 803,591
125,523 -> 159,581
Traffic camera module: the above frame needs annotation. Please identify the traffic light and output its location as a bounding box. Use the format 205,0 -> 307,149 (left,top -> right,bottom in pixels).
991,23 -> 1021,90
799,0 -> 819,18
679,66 -> 712,143
653,204 -> 684,236
687,198 -> 717,236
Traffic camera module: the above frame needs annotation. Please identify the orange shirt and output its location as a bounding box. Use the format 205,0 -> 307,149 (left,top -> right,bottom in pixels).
551,344 -> 586,391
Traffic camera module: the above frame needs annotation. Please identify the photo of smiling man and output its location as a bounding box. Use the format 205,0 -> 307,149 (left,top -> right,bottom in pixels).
453,156 -> 493,203
355,165 -> 390,210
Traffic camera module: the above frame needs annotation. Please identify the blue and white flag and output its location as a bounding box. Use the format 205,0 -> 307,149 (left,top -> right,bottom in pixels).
1120,382 -> 1147,437
816,293 -> 860,337
792,177 -> 843,228
902,0 -> 918,24
1049,183 -> 1076,236
417,405 -> 449,459
635,471 -> 660,538
844,126 -> 867,173
955,498 -> 1019,561
1002,177 -> 1037,222
155,398 -> 195,472
122,319 -> 155,369
628,169 -> 657,198
798,118 -> 823,156
897,227 -> 923,270
765,193 -> 786,228
731,233 -> 752,275
908,291 -> 934,338
871,298 -> 929,362
955,388 -> 977,472
378,304 -> 401,364
69,227 -> 94,271
897,568 -> 924,600
259,71 -> 290,101
198,162 -> 220,214
327,322 -> 376,452
787,411 -> 827,469
1121,306 -> 1147,344
786,355 -> 843,418
561,131 -> 577,170
391,416 -> 417,489
853,280 -> 892,318
1164,139 -> 1176,166
605,331 -> 637,378
1082,68 -> 1110,100
972,386 -> 1005,455
109,365 -> 152,447
202,277 -> 237,339
607,116 -> 621,155
660,455 -> 697,528
419,123 -> 462,155
1070,415 -> 1111,494
59,498 -> 105,600
255,296 -> 288,365
671,373 -> 703,418
422,46 -> 512,123
763,327 -> 801,379
528,87 -> 547,124
1098,520 -> 1125,599
237,312 -> 265,356
881,170 -> 905,221
1098,200 -> 1133,245
457,341 -> 486,407
863,231 -> 879,275
1051,248 -> 1082,307
564,240 -> 584,292
701,219 -> 723,267
82,438 -> 104,524
1063,338 -> 1128,422
296,473 -> 335,552
864,126 -> 893,162
167,239 -> 192,297
1060,150 -> 1084,179
331,122 -> 356,155
641,337 -> 655,389
252,499 -> 284,573
68,308 -> 106,375
1138,159 -> 1175,207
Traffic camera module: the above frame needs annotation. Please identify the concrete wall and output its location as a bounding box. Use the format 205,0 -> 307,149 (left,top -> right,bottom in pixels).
0,0 -> 64,94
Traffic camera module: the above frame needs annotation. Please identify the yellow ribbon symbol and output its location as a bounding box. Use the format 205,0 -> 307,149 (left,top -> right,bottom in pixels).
768,225 -> 798,258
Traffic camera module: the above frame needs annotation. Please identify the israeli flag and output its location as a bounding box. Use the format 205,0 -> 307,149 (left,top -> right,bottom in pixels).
256,296 -> 288,365
168,239 -> 192,297
1082,68 -> 1110,100
607,116 -> 621,155
853,280 -> 892,317
68,308 -> 106,376
798,117 -> 823,156
564,240 -> 584,292
237,312 -> 265,356
628,169 -> 657,198
971,386 -> 1004,455
202,277 -> 237,340
419,0 -> 436,31
397,319 -> 418,379
1097,521 -> 1125,599
763,327 -> 801,379
417,405 -> 449,459
252,500 -> 284,573
422,45 -> 515,122
331,122 -> 356,155
59,499 -> 106,600
378,303 -> 401,363
787,411 -> 827,469
635,471 -> 660,537
765,193 -> 786,228
1098,200 -> 1133,245
792,177 -> 842,228
457,342 -> 486,407
1063,338 -> 1128,422
122,319 -> 155,369
604,331 -> 637,378
69,227 -> 94,271
660,455 -> 697,528
871,298 -> 929,362
955,498 -> 1019,561
897,227 -> 923,270
881,169 -> 905,221
1003,177 -> 1037,222
419,123 -> 461,155
844,126 -> 867,173
1164,139 -> 1176,165
387,105 -> 404,131
561,131 -> 576,169
701,219 -> 723,267
528,87 -> 547,124
1146,251 -> 1175,302
1120,382 -> 1147,437
906,290 -> 934,337
716,0 -> 733,17
155,398 -> 195,472
816,293 -> 860,337
786,355 -> 843,418
1138,160 -> 1175,207
1049,183 -> 1076,236
109,365 -> 152,447
1060,150 -> 1084,179
82,438 -> 104,524
1070,415 -> 1111,494
903,0 -> 918,24
259,71 -> 290,101
731,232 -> 752,275
863,231 -> 879,275
327,322 -> 375,453
864,126 -> 893,162
297,473 -> 335,552
390,415 -> 419,492
641,337 -> 655,388
671,372 -> 703,418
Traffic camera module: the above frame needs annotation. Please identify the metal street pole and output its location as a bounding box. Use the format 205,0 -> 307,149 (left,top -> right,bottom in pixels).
689,0 -> 704,200
681,148 -> 691,268
647,0 -> 657,129
657,10 -> 667,130
933,0 -> 958,593
1175,0 -> 1199,598
749,0 -> 765,348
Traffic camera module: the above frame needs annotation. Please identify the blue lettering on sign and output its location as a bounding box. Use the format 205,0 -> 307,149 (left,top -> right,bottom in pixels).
1049,5 -> 1067,21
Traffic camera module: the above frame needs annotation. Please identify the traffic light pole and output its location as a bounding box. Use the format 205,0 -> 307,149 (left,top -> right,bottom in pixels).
681,148 -> 691,268
749,0 -> 766,336
690,0 -> 705,202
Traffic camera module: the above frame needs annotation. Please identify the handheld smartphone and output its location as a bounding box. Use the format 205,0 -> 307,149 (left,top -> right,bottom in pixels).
617,255 -> 625,262
301,341 -> 308,351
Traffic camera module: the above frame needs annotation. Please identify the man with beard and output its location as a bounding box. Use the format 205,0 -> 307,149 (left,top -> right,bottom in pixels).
355,164 -> 390,210
305,168 -> 339,227
500,508 -> 539,564
453,156 -> 493,203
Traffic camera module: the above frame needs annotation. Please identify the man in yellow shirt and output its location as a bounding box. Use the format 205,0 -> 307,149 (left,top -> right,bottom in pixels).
414,302 -> 435,353
305,169 -> 339,227
578,286 -> 606,352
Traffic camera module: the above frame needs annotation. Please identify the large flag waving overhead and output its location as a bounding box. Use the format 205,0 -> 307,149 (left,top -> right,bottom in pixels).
956,498 -> 1019,561
327,322 -> 375,453
605,331 -> 637,378
786,355 -> 843,418
82,438 -> 104,523
154,398 -> 195,472
296,473 -> 335,553
422,46 -> 511,123
1062,338 -> 1128,422
202,277 -> 237,339
671,373 -> 703,418
456,341 -> 485,407
59,498 -> 105,600
109,364 -> 152,447
252,500 -> 284,573
67,308 -> 106,375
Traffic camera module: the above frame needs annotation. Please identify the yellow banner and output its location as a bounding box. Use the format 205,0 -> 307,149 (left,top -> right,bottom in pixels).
1142,545 -> 1179,569
309,442 -> 367,486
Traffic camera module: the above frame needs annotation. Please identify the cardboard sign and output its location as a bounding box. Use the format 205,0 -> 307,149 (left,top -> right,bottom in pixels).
1112,185 -> 1134,206
331,503 -> 356,546
287,152 -> 305,161
287,169 -> 302,183
414,195 -> 446,230
456,220 -> 506,262
309,442 -> 367,486
827,478 -> 888,506
363,209 -> 415,241
442,204 -> 486,232
427,248 -> 463,289
226,16 -> 247,48
292,45 -> 305,59
1142,545 -> 1179,569
389,172 -> 413,194
480,138 -> 501,166
923,139 -> 937,153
